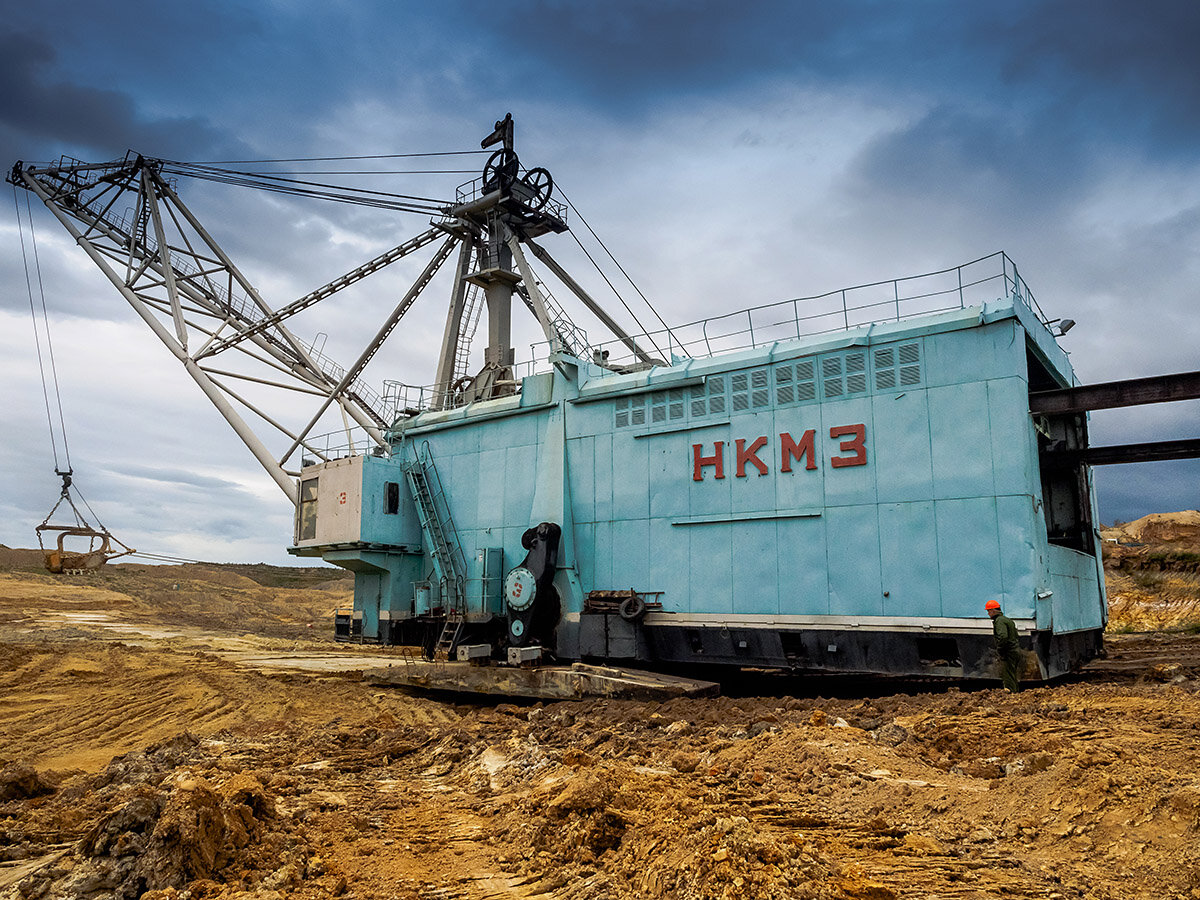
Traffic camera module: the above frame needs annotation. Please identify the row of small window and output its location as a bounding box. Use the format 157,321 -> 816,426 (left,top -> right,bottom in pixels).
614,341 -> 922,428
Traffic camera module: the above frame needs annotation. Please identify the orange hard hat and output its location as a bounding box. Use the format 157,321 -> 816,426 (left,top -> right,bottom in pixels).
985,600 -> 1001,610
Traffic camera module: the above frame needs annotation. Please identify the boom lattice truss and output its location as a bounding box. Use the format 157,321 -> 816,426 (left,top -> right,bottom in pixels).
10,135 -> 658,507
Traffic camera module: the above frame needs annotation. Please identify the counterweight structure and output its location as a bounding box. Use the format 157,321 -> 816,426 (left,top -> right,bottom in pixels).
10,124 -> 1117,680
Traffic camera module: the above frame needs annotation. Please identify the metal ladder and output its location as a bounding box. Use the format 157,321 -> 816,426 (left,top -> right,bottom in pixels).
433,609 -> 463,660
452,283 -> 485,384
402,443 -> 467,657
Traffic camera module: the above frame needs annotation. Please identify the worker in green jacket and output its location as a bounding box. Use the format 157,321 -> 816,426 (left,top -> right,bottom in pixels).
986,599 -> 1022,692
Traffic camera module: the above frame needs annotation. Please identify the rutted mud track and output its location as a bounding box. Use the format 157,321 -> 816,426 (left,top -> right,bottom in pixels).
1,545 -> 1200,899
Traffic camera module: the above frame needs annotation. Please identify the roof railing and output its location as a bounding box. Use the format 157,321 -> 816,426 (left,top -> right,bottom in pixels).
588,250 -> 1046,368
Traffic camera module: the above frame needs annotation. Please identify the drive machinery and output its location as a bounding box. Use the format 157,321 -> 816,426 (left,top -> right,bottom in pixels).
14,117 -> 1197,685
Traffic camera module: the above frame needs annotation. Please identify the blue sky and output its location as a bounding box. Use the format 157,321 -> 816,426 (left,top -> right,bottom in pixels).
1,0 -> 1197,564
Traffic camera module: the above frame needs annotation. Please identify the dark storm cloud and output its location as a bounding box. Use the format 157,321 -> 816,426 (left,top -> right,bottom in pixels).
468,0 -> 1199,162
0,33 -> 242,164
452,0 -> 842,100
989,0 -> 1200,153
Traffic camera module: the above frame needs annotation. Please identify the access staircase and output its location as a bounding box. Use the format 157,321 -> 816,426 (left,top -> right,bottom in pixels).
402,442 -> 467,659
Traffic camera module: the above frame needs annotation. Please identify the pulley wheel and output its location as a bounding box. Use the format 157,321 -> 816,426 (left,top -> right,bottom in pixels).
483,148 -> 519,192
521,167 -> 553,210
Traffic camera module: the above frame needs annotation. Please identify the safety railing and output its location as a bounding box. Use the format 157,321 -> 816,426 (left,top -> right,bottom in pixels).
296,427 -> 390,465
588,251 -> 1047,369
381,354 -> 553,420
452,173 -> 569,222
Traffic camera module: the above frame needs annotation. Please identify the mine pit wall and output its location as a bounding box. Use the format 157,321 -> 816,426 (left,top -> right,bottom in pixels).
296,300 -> 1106,677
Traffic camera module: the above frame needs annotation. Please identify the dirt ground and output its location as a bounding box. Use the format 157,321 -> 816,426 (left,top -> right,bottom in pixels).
2,513 -> 1200,900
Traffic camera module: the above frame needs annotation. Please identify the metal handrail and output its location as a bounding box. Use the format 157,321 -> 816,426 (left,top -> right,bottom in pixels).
590,251 -> 1046,369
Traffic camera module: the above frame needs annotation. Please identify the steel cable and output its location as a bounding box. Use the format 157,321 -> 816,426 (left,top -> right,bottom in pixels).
181,150 -> 489,164
13,184 -> 62,471
161,161 -> 452,211
25,191 -> 73,472
555,185 -> 677,359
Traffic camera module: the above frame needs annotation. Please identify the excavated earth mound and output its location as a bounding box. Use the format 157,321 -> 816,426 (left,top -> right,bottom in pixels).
1102,511 -> 1200,632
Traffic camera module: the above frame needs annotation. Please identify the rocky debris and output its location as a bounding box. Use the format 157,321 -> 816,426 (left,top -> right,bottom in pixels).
870,723 -> 909,747
0,764 -> 55,802
57,775 -> 244,899
6,596 -> 1200,900
1102,511 -> 1200,632
6,679 -> 1200,900
5,763 -> 288,900
1167,785 -> 1200,826
94,734 -> 206,793
1146,663 -> 1186,682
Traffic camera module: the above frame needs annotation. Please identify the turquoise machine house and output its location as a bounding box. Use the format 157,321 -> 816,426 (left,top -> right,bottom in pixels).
293,255 -> 1106,681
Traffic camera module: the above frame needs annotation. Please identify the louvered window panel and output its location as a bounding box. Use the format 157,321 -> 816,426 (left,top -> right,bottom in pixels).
614,396 -> 630,428
874,347 -> 896,390
821,352 -> 868,398
690,384 -> 707,417
822,356 -> 843,399
845,352 -> 867,394
707,376 -> 726,415
630,397 -> 646,426
775,366 -> 794,405
731,372 -> 750,412
668,389 -> 685,420
650,392 -> 667,423
795,359 -> 817,401
899,342 -> 922,386
873,340 -> 922,392
751,368 -> 770,408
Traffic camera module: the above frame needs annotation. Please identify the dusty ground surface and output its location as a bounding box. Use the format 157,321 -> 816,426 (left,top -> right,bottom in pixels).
2,513 -> 1200,900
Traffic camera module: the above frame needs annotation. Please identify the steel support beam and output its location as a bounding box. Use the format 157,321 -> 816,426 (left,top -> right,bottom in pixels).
142,169 -> 188,349
1045,439 -> 1200,467
148,170 -> 388,444
506,235 -> 557,347
433,236 -> 475,407
280,235 -> 458,464
199,226 -> 443,357
20,171 -> 301,505
526,239 -> 659,365
1030,371 -> 1200,414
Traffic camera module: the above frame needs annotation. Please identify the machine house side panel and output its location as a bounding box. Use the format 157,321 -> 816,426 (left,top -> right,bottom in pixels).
568,321 -> 1044,622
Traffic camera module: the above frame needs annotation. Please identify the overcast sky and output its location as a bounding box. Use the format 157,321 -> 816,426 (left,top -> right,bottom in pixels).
1,0 -> 1196,565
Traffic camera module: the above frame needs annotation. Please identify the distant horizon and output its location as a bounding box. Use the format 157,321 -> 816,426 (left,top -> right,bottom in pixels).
4,506 -> 1198,569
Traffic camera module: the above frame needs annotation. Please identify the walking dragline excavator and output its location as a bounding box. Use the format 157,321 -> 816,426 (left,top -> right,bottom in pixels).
14,116 -> 1198,696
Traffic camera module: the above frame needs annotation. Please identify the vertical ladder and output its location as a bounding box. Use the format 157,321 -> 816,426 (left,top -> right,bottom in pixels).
433,609 -> 463,660
453,283 -> 485,385
402,443 -> 467,655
